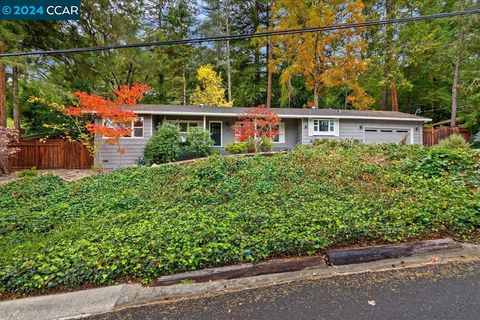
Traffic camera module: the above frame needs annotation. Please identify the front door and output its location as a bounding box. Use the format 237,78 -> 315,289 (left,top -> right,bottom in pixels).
209,122 -> 222,146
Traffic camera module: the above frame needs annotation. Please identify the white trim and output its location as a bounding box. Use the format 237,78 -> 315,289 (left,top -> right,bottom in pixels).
209,121 -> 223,147
132,117 -> 145,138
273,122 -> 286,144
310,118 -> 337,136
101,116 -> 145,139
334,119 -> 340,137
133,110 -> 431,122
150,115 -> 153,137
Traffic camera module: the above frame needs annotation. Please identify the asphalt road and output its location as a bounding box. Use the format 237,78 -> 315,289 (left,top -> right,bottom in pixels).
89,261 -> 480,320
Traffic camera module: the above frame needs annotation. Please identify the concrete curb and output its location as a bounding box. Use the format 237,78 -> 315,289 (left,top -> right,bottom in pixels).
1,243 -> 479,320
0,285 -> 124,320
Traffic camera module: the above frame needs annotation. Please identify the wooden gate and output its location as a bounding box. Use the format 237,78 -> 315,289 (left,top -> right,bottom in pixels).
8,139 -> 93,171
423,127 -> 470,147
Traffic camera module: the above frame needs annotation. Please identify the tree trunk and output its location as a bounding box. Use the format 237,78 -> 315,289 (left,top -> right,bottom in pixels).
407,95 -> 413,114
266,41 -> 272,108
287,78 -> 292,108
391,83 -> 398,112
265,1 -> 273,108
12,66 -> 20,132
0,43 -> 6,128
381,69 -> 388,111
253,1 -> 261,102
451,27 -> 464,127
182,62 -> 187,106
225,1 -> 232,103
313,87 -> 319,108
381,0 -> 394,112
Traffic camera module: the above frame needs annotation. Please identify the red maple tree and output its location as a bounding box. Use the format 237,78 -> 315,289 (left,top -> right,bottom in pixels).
67,83 -> 151,154
231,105 -> 281,152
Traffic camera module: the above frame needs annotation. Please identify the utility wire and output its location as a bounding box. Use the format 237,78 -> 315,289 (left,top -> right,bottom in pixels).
1,9 -> 479,57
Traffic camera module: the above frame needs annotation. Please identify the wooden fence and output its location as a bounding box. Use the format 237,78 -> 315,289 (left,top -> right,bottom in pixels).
8,139 -> 93,171
423,127 -> 470,147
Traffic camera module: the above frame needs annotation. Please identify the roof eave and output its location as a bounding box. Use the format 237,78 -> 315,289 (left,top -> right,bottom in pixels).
134,110 -> 431,122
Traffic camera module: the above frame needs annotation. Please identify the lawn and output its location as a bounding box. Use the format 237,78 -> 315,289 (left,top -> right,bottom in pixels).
1,141 -> 479,295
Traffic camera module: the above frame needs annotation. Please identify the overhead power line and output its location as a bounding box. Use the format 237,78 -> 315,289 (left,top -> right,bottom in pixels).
1,9 -> 479,58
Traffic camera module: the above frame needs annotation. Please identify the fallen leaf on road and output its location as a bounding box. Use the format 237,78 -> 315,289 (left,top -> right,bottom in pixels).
368,300 -> 376,306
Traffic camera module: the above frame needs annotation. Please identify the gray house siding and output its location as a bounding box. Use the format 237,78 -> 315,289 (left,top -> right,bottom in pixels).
95,111 -> 426,169
95,114 -> 153,169
155,115 -> 299,152
301,118 -> 423,145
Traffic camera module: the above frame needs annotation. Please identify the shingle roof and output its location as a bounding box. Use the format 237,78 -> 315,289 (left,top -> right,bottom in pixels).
132,104 -> 431,122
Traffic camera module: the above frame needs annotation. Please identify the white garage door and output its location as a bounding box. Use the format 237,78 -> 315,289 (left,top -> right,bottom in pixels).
364,128 -> 411,144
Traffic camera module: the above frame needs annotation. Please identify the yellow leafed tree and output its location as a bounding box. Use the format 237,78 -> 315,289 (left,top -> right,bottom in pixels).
190,64 -> 232,107
269,0 -> 373,109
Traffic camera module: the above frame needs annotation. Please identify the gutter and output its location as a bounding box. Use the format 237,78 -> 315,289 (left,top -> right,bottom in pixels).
133,110 -> 431,123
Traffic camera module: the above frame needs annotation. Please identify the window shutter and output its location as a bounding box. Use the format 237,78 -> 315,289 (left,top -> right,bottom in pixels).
334,119 -> 340,136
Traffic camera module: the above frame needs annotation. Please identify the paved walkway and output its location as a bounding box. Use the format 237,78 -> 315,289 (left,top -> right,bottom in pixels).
88,261 -> 480,320
0,169 -> 100,185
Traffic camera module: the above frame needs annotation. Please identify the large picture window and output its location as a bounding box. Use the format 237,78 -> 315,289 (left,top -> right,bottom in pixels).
166,120 -> 201,141
312,119 -> 335,135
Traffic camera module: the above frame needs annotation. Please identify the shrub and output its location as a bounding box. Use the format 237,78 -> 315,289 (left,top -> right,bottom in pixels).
437,134 -> 469,149
18,167 -> 38,178
259,137 -> 274,152
245,138 -> 256,153
143,122 -> 181,164
225,142 -> 247,154
184,129 -> 214,157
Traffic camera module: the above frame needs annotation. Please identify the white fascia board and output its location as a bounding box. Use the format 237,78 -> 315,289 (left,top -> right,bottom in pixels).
134,110 -> 431,122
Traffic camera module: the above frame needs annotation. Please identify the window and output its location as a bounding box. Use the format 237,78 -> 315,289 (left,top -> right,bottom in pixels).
166,120 -> 201,142
132,117 -> 144,137
272,122 -> 285,143
312,119 -> 335,135
167,120 -> 200,134
102,117 -> 144,138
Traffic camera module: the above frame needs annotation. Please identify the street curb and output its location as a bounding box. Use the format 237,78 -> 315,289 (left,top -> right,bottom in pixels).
0,285 -> 124,320
1,242 -> 479,320
154,255 -> 327,286
326,238 -> 462,265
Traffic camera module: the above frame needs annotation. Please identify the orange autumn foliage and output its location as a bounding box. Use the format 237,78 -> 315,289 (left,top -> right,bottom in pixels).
68,84 -> 151,146
232,105 -> 281,142
266,0 -> 374,109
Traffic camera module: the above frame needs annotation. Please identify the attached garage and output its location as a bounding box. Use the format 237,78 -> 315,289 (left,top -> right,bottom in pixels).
364,128 -> 412,144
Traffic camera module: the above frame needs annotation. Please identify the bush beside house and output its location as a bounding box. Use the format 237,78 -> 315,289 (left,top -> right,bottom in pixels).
437,133 -> 470,149
184,129 -> 214,158
143,122 -> 181,164
143,123 -> 215,164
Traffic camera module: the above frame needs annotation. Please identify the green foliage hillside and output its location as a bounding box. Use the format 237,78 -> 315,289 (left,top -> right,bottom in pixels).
1,142 -> 479,294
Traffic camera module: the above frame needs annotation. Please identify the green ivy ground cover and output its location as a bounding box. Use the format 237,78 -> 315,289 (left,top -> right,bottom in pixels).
1,141 -> 479,294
